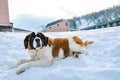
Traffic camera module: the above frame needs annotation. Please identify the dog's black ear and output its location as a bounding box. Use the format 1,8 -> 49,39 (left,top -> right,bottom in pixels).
44,36 -> 48,46
40,32 -> 48,46
24,32 -> 35,49
37,32 -> 48,46
24,35 -> 29,49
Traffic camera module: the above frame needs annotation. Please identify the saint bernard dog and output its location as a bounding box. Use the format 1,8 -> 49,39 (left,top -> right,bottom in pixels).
11,32 -> 94,74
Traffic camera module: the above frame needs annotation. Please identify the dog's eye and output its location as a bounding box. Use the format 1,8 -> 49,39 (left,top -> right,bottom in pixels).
36,34 -> 40,37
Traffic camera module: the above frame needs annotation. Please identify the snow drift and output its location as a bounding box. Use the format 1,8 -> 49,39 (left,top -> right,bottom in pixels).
0,27 -> 120,80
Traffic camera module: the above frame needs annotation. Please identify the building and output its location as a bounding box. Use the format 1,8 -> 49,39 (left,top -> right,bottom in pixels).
13,27 -> 31,32
45,19 -> 70,32
0,0 -> 11,31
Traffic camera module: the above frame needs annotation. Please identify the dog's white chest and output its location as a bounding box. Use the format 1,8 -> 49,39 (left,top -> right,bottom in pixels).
29,49 -> 44,60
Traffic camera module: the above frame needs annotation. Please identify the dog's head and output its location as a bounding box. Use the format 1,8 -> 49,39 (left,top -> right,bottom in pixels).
24,32 -> 48,50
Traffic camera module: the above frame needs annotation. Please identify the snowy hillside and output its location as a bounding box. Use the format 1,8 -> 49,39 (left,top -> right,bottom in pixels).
70,5 -> 120,29
0,27 -> 120,80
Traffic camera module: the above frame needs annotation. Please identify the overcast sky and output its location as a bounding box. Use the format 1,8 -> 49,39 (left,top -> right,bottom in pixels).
8,0 -> 119,20
8,0 -> 119,30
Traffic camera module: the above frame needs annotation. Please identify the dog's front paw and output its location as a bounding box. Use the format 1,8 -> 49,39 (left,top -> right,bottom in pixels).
16,69 -> 25,75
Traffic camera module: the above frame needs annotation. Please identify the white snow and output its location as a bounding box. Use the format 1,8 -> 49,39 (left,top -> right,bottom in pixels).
0,27 -> 120,80
78,19 -> 95,29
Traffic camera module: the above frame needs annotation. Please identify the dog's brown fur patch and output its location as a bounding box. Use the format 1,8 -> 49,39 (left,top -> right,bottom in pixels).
27,41 -> 32,50
49,38 -> 70,58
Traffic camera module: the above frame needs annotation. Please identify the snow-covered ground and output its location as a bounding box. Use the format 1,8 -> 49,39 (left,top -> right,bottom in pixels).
0,27 -> 120,80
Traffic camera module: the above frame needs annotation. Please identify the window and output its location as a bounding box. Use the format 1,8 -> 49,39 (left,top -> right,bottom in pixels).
57,24 -> 59,26
65,23 -> 68,26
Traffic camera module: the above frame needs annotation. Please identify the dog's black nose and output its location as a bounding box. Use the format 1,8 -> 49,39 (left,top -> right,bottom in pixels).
35,38 -> 40,42
35,38 -> 41,47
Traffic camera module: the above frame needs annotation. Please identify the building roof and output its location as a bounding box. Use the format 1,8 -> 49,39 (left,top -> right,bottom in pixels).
13,27 -> 31,32
46,19 -> 64,28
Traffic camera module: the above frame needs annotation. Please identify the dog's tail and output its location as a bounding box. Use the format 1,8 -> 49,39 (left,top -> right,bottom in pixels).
73,36 -> 94,47
84,40 -> 94,46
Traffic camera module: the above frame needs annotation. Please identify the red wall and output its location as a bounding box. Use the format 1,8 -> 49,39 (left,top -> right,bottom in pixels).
0,0 -> 10,26
46,20 -> 70,32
